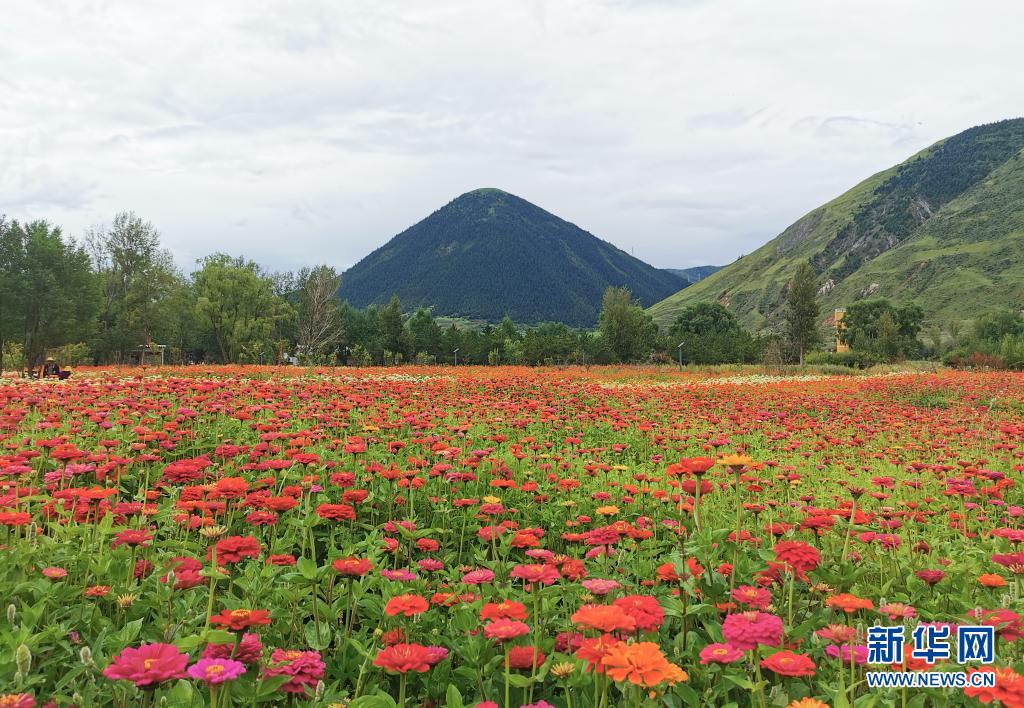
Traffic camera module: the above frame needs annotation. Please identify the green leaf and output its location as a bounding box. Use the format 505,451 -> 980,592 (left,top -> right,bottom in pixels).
203,629 -> 236,645
165,679 -> 196,706
257,675 -> 293,697
506,673 -> 533,688
296,556 -> 319,580
351,694 -> 399,708
445,684 -> 464,708
723,674 -> 755,691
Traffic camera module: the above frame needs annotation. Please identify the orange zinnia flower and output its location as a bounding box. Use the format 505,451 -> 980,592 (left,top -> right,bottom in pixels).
601,641 -> 688,687
787,699 -> 829,708
571,604 -> 637,633
979,573 -> 1007,588
575,633 -> 620,673
825,593 -> 874,613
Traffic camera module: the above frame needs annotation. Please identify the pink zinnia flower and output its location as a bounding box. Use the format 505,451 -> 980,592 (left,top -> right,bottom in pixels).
699,643 -> 745,665
0,694 -> 35,708
721,612 -> 784,651
102,643 -> 189,687
462,569 -> 495,585
262,649 -> 325,695
826,644 -> 869,665
187,658 -> 246,684
582,579 -> 621,596
381,569 -> 418,582
509,564 -> 561,586
916,569 -> 946,585
732,585 -> 771,610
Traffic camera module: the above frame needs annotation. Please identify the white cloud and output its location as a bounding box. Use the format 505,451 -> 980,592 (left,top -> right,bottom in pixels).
2,0 -> 1022,272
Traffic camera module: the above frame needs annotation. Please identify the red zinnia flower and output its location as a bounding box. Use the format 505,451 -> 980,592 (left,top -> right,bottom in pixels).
760,650 -> 816,677
773,541 -> 820,579
374,643 -> 434,674
612,595 -> 665,633
506,646 -> 545,670
385,594 -> 429,617
481,600 -> 529,621
209,608 -> 272,631
333,557 -> 373,577
213,535 -> 261,564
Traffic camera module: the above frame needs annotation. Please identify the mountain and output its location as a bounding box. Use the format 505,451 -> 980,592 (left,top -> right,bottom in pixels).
338,188 -> 685,326
663,265 -> 722,284
649,118 -> 1024,330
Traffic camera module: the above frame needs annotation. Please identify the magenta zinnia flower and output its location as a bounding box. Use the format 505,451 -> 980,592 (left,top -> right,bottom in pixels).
187,658 -> 246,684
721,612 -> 784,651
102,643 -> 189,687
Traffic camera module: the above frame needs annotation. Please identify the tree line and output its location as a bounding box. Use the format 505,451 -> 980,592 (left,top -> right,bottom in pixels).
6,210 -> 1006,371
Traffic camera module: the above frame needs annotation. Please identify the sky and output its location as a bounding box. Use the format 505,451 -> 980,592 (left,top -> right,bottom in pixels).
3,1 -> 1023,274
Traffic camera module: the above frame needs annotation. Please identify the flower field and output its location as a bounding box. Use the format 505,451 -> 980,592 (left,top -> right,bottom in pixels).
2,366 -> 1024,708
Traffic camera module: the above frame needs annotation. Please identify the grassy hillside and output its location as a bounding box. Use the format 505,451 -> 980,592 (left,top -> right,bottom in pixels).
338,188 -> 684,327
650,118 -> 1024,330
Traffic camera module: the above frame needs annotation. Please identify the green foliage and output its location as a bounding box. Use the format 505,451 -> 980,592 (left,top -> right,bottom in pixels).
191,254 -> 296,363
805,350 -> 876,369
784,261 -> 820,364
51,342 -> 92,366
840,299 -> 923,362
89,212 -> 183,363
598,287 -> 658,363
337,188 -> 683,326
667,302 -> 760,364
0,218 -> 99,368
945,308 -> 1024,369
1,342 -> 25,371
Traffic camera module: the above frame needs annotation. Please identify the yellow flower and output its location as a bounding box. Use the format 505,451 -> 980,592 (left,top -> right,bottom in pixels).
551,662 -> 576,678
717,454 -> 753,468
482,495 -> 501,504
199,524 -> 228,539
596,505 -> 619,516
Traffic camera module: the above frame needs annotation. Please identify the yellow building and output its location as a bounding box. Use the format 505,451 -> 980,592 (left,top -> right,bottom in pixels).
834,308 -> 850,353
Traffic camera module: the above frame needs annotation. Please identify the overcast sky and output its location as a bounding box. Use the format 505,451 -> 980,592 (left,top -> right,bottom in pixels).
3,1 -> 1022,274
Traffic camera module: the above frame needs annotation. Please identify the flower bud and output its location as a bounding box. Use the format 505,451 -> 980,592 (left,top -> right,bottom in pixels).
15,643 -> 31,675
80,646 -> 94,666
6,604 -> 15,624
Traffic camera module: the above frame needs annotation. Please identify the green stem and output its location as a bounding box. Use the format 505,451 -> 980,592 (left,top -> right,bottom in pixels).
504,647 -> 511,708
203,545 -> 218,631
841,498 -> 857,561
